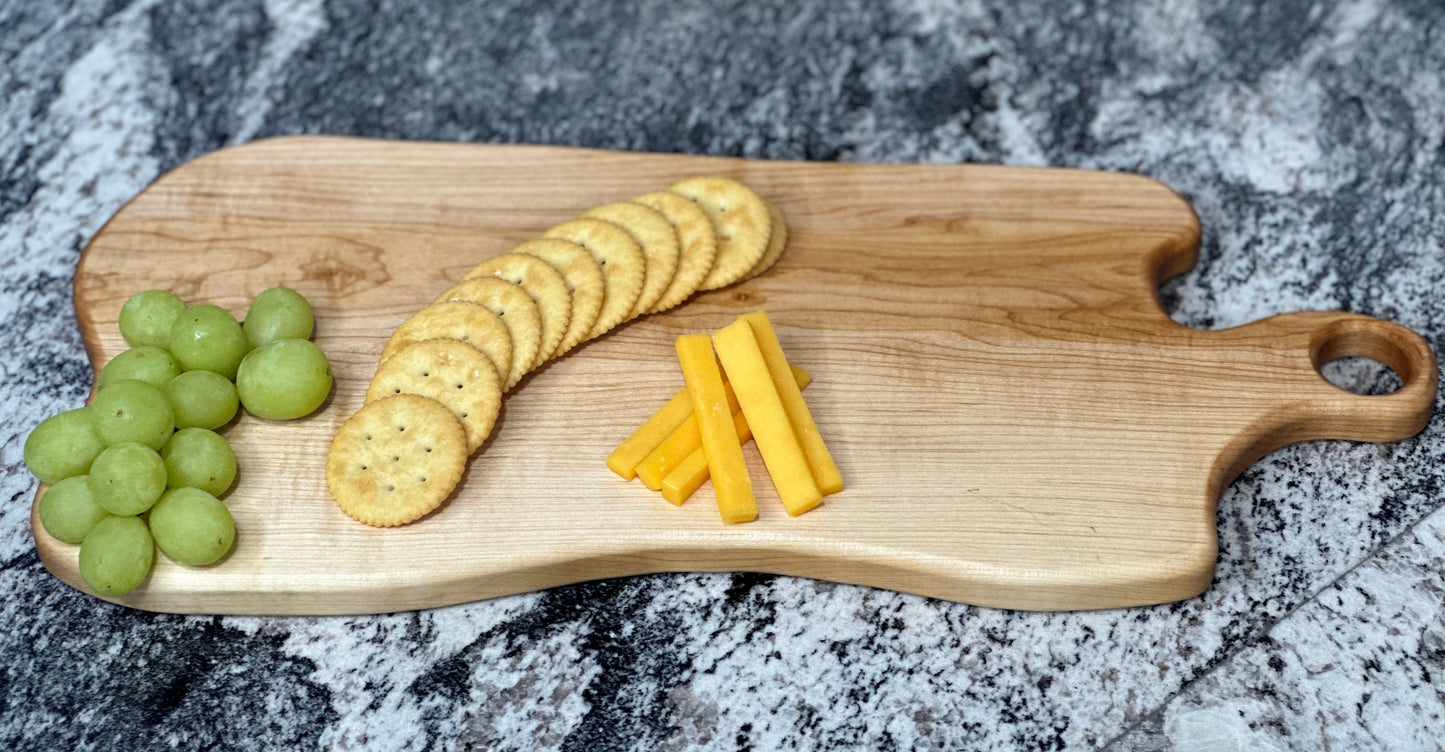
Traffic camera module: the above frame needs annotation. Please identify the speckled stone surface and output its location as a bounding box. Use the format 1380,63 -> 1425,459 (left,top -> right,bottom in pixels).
3,1 -> 1443,749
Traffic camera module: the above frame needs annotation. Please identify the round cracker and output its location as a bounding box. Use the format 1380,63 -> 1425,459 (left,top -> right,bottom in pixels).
326,394 -> 468,527
514,238 -> 605,359
741,198 -> 788,281
542,218 -> 645,340
582,202 -> 679,318
464,253 -> 572,369
435,277 -> 542,390
380,300 -> 513,386
366,339 -> 503,454
668,176 -> 772,291
631,191 -> 718,312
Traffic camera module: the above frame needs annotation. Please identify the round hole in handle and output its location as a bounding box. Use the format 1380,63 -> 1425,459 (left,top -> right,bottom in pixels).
1310,318 -> 1421,397
1318,357 -> 1401,396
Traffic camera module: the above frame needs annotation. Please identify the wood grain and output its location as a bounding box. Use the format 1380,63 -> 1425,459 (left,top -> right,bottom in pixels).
33,136 -> 1437,614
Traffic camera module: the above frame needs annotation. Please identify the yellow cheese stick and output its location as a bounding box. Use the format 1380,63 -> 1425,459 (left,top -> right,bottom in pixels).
675,334 -> 756,523
712,319 -> 821,516
662,410 -> 747,505
660,366 -> 812,506
742,311 -> 843,495
605,388 -> 694,481
635,381 -> 740,490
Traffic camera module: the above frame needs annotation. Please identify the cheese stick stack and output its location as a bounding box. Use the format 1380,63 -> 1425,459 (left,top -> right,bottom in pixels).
608,311 -> 843,523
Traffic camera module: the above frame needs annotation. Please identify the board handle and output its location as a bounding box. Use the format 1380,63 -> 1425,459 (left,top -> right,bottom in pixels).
1299,312 -> 1438,438
1205,311 -> 1437,490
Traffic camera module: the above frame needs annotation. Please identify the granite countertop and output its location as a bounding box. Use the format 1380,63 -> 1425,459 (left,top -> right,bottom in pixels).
4,1 -> 1444,749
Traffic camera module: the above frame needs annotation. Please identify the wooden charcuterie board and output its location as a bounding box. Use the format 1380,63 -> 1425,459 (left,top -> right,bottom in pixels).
33,136 -> 1437,613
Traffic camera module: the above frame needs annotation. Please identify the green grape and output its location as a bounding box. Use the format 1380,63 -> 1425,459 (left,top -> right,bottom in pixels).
236,338 -> 332,420
165,370 -> 239,430
119,289 -> 186,349
24,407 -> 105,484
79,515 -> 154,596
243,286 -> 314,348
161,428 -> 237,497
97,346 -> 181,390
90,379 -> 175,449
88,442 -> 167,516
37,475 -> 109,544
169,304 -> 249,379
148,487 -> 235,566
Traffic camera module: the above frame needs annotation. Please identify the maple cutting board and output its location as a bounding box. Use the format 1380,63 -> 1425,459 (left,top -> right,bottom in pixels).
33,136 -> 1436,614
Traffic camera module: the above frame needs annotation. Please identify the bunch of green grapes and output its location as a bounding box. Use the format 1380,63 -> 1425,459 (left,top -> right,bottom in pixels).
26,286 -> 333,596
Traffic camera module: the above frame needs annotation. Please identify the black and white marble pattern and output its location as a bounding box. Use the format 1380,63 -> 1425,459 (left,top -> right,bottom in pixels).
3,1 -> 1444,749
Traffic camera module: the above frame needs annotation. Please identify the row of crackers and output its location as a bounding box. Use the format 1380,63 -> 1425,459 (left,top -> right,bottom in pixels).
326,177 -> 789,526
